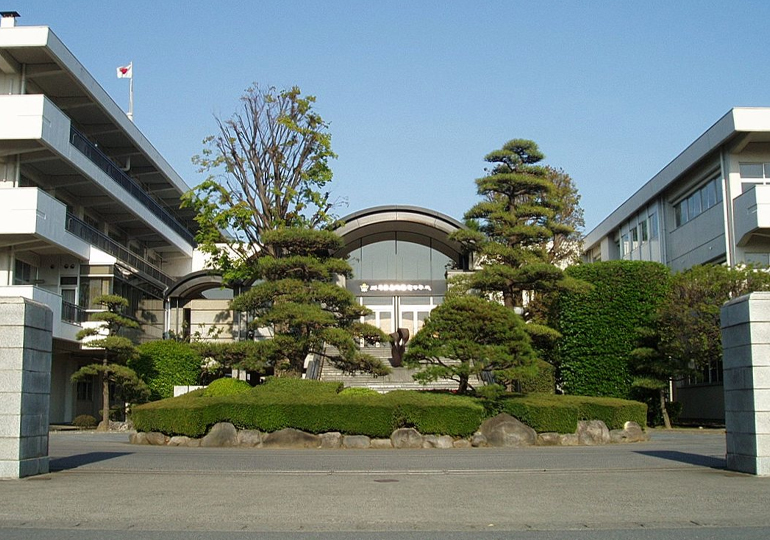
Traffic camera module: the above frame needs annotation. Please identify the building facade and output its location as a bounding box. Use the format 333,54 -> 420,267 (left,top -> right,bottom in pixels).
0,14 -> 198,422
582,107 -> 770,423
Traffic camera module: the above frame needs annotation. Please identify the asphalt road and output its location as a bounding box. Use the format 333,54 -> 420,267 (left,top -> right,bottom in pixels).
1,429 -> 768,539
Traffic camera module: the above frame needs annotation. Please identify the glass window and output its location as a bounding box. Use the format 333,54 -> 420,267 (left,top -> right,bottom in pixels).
620,233 -> 629,256
649,212 -> 658,239
688,191 -> 702,219
13,259 -> 35,285
640,220 -> 648,242
704,180 -> 717,209
740,163 -> 764,178
745,253 -> 770,266
631,227 -> 639,250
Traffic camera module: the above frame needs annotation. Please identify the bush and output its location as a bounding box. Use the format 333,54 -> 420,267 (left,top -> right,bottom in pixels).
131,341 -> 202,400
202,377 -> 253,397
519,359 -> 556,394
557,261 -> 670,399
72,414 -> 98,429
338,387 -> 380,397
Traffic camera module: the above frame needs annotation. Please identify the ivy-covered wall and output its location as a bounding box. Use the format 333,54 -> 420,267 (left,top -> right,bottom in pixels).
556,261 -> 670,399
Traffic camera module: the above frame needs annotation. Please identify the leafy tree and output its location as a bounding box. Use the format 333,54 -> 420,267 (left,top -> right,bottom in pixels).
182,84 -> 338,285
230,227 -> 389,377
544,166 -> 584,267
71,295 -> 148,430
657,263 -> 770,378
403,296 -> 537,393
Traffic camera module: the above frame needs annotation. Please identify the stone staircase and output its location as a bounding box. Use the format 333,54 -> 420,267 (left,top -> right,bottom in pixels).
319,344 -> 458,392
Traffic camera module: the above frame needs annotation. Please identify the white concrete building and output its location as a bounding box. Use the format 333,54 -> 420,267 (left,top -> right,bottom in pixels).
0,13 -> 199,422
582,107 -> 770,423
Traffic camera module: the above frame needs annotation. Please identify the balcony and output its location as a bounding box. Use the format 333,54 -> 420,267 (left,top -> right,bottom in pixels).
0,285 -> 81,342
734,185 -> 770,247
65,213 -> 175,289
69,126 -> 196,246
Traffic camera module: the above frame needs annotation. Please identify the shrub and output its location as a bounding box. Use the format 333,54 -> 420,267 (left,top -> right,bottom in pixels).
557,261 -> 670,399
202,377 -> 253,397
72,414 -> 98,429
338,387 -> 380,397
131,341 -> 202,400
519,359 -> 556,394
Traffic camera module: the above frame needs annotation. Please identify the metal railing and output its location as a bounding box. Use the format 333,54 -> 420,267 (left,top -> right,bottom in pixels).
65,212 -> 175,289
69,126 -> 196,246
61,299 -> 87,324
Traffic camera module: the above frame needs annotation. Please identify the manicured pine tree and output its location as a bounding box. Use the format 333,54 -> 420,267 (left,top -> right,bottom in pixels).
72,294 -> 148,430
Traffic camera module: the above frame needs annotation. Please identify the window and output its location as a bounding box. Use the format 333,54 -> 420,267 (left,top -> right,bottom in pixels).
620,233 -> 629,256
76,380 -> 93,401
740,163 -> 765,178
649,212 -> 659,239
674,176 -> 722,227
13,259 -> 35,285
631,227 -> 639,251
640,220 -> 648,242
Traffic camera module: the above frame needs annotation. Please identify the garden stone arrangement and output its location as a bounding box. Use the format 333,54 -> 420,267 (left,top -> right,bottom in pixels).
129,413 -> 649,449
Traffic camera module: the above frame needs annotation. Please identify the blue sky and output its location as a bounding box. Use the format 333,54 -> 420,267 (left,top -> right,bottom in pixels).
21,1 -> 770,231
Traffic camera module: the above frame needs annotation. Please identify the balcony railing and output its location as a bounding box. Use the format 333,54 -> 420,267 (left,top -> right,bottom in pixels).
69,126 -> 196,246
65,213 -> 175,289
61,299 -> 87,324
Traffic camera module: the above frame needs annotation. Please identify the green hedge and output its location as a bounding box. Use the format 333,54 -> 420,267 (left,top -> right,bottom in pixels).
131,341 -> 202,400
557,261 -> 670,399
519,359 -> 556,394
202,377 -> 252,397
132,379 -> 647,438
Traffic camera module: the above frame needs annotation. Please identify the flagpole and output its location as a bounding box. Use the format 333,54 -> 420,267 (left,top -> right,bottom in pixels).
128,62 -> 134,122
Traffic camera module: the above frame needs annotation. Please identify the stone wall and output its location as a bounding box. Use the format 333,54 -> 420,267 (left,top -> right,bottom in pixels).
721,292 -> 770,476
0,297 -> 52,478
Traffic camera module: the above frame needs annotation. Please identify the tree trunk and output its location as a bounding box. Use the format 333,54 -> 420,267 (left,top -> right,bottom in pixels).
659,388 -> 671,429
97,359 -> 110,432
458,374 -> 468,394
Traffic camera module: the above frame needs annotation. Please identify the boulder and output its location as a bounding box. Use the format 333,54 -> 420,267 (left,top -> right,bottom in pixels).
320,432 -> 343,449
391,428 -> 423,449
237,430 -> 263,447
184,438 -> 201,447
201,422 -> 238,447
343,435 -> 371,449
479,413 -> 536,447
610,421 -> 648,443
262,428 -> 320,449
129,432 -> 148,445
559,433 -> 579,446
577,420 -> 611,445
145,432 -> 169,446
370,438 -> 393,449
168,436 -> 191,447
471,432 -> 488,447
537,432 -> 562,446
453,439 -> 472,448
423,435 -> 454,449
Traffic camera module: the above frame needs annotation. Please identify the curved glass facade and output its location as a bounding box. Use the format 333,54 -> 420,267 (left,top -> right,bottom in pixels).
344,235 -> 455,282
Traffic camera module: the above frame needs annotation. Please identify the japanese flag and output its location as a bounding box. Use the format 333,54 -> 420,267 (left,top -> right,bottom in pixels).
116,63 -> 132,79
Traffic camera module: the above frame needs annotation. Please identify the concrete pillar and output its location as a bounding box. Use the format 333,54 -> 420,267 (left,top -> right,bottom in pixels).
721,292 -> 770,476
0,297 -> 53,478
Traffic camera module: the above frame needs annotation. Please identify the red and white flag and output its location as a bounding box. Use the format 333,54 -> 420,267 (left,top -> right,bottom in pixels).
116,63 -> 132,79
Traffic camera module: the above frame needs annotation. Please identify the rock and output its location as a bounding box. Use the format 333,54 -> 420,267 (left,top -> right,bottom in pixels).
390,428 -> 423,449
343,435 -> 371,449
559,433 -> 579,446
145,432 -> 169,446
201,422 -> 238,447
237,430 -> 262,447
453,439 -> 472,448
320,432 -> 343,449
423,435 -> 454,449
168,436 -> 191,447
577,420 -> 611,445
370,438 -> 393,449
129,432 -> 148,445
537,432 -> 562,446
471,432 -> 488,447
610,422 -> 648,443
479,413 -> 536,447
184,438 -> 201,447
262,428 -> 320,449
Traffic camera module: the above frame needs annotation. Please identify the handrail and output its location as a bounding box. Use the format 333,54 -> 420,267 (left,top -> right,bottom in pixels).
69,126 -> 196,246
65,212 -> 175,289
61,299 -> 86,324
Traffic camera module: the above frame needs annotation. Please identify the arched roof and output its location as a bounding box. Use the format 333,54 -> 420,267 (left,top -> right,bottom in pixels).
166,270 -> 226,300
334,206 -> 466,258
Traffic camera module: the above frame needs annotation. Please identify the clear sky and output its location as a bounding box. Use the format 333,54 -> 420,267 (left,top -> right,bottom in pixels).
19,1 -> 770,232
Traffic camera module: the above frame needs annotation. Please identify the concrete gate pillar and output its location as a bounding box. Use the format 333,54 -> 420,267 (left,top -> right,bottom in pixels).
721,292 -> 770,476
0,297 -> 53,478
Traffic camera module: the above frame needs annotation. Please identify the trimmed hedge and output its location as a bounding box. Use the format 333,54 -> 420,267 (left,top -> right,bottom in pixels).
202,377 -> 252,397
131,340 -> 202,400
132,378 -> 647,438
557,261 -> 670,399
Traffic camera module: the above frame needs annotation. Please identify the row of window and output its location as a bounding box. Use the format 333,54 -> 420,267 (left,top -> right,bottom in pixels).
619,212 -> 659,256
674,176 -> 722,227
